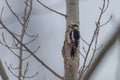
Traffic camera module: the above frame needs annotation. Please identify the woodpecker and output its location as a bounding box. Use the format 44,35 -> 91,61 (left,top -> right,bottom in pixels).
69,25 -> 80,58
70,25 -> 80,47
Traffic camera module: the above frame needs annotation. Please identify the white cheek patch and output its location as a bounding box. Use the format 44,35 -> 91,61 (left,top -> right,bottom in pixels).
71,30 -> 75,42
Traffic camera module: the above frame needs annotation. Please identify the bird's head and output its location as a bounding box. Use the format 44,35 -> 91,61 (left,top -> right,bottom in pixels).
71,24 -> 79,30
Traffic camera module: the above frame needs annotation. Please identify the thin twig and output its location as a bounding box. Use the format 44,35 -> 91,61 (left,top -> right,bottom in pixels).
23,62 -> 29,80
103,0 -> 109,13
25,32 -> 36,37
36,0 -> 66,18
80,51 -> 85,59
24,34 -> 38,45
5,62 -> 18,78
22,55 -> 31,61
1,33 -> 19,57
82,46 -> 87,54
22,62 -> 38,79
80,35 -> 90,46
5,0 -> 23,25
100,15 -> 112,27
10,63 -> 19,70
22,72 -> 38,79
0,7 -> 4,20
23,0 -> 32,28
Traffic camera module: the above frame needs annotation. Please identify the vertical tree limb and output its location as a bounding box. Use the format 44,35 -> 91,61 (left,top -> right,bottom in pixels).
62,0 -> 80,80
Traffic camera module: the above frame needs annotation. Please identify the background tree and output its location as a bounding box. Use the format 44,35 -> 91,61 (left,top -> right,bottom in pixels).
0,0 -> 39,80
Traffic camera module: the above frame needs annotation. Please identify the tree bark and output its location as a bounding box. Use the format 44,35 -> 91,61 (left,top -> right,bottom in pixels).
62,0 -> 79,80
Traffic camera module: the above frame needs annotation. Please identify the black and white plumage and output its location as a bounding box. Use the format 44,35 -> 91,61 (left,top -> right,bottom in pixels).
69,25 -> 80,58
70,25 -> 80,47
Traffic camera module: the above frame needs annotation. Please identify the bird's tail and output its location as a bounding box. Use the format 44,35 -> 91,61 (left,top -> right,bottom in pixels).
71,46 -> 76,58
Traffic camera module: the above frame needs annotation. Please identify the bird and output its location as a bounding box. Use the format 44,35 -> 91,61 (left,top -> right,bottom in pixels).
69,25 -> 80,58
70,25 -> 80,47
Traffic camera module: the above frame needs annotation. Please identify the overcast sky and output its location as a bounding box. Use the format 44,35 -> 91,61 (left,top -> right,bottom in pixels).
0,0 -> 120,80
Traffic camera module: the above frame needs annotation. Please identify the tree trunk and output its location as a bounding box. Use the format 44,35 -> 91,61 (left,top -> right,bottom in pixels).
62,0 -> 80,80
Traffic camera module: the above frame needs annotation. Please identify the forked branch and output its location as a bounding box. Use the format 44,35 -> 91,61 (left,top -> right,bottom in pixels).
82,25 -> 120,80
0,20 -> 62,79
79,0 -> 111,79
0,0 -> 62,79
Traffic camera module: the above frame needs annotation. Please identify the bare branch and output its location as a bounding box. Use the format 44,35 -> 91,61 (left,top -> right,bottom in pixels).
79,0 -> 111,78
7,46 -> 19,57
80,51 -> 85,59
0,20 -> 62,79
82,46 -> 87,54
100,15 -> 112,27
26,0 -> 32,21
0,0 -> 62,79
10,63 -> 19,70
25,32 -> 36,37
80,35 -> 90,46
103,0 -> 109,13
23,0 -> 32,28
22,72 -> 38,79
0,7 -> 4,20
0,41 -> 19,57
11,31 -> 22,37
5,62 -> 18,78
24,34 -> 39,45
23,62 -> 29,80
82,25 -> 120,80
86,0 -> 111,72
0,33 -> 19,57
33,45 -> 40,53
22,62 -> 38,79
22,55 -> 31,61
5,0 -> 23,25
36,0 -> 66,17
